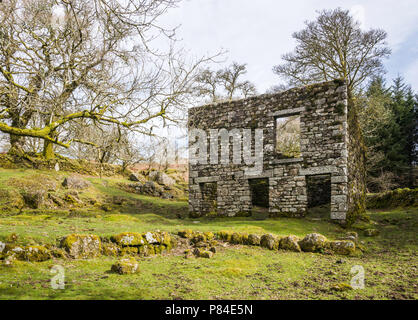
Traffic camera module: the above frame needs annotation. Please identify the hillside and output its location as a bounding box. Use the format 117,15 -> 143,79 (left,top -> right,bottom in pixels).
0,167 -> 416,300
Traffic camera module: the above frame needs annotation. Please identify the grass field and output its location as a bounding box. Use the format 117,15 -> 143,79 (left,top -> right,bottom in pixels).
0,168 -> 416,300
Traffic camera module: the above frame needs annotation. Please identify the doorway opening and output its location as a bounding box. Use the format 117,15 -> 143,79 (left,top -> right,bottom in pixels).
306,174 -> 331,219
199,182 -> 217,214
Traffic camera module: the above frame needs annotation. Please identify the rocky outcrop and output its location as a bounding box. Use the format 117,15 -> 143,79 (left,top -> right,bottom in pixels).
149,171 -> 175,187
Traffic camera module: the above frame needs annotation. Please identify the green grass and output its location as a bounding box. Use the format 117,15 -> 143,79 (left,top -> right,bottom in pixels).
0,168 -> 416,300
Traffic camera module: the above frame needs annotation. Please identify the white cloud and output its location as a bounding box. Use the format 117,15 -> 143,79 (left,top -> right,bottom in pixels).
160,0 -> 418,92
350,4 -> 366,28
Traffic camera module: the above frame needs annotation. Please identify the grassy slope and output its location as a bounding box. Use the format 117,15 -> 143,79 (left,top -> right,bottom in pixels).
0,168 -> 416,300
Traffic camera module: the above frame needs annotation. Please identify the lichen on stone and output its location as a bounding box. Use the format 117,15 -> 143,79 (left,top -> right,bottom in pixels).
60,234 -> 101,259
260,234 -> 279,250
279,235 -> 301,252
329,240 -> 356,255
111,257 -> 140,274
298,233 -> 328,252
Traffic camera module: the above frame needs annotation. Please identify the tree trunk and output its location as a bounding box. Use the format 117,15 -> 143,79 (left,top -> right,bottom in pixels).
42,139 -> 55,160
8,134 -> 25,154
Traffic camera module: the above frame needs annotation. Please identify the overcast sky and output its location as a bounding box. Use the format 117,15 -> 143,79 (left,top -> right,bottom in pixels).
160,0 -> 418,92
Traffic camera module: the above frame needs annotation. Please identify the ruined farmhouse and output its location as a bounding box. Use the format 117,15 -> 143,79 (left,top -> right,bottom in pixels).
188,79 -> 366,223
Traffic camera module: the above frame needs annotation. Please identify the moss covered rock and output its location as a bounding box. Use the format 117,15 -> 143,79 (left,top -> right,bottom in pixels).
260,234 -> 279,250
22,246 -> 51,261
279,235 -> 302,252
329,240 -> 356,255
5,245 -> 51,262
338,231 -> 359,244
120,247 -> 139,256
193,248 -> 214,258
111,257 -> 140,274
231,232 -> 245,244
102,242 -> 120,256
299,233 -> 328,252
60,234 -> 101,259
217,230 -> 234,242
247,234 -> 261,246
178,229 -> 194,239
111,232 -> 145,246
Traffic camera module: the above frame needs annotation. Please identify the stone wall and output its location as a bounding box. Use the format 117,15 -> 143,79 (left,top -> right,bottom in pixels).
188,79 -> 363,222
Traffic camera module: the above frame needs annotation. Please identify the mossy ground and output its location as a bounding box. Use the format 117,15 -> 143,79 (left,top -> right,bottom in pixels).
0,168 -> 416,300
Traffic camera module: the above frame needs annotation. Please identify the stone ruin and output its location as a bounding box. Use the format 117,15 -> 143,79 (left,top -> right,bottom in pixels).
188,79 -> 366,223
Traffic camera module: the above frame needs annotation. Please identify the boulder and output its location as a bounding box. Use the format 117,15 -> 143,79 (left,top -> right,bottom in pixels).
149,171 -> 175,187
60,234 -> 101,259
111,257 -> 140,274
329,240 -> 356,255
193,248 -> 214,258
217,230 -> 234,242
111,232 -> 145,246
298,233 -> 328,252
260,234 -> 279,250
247,234 -> 261,246
231,232 -> 248,244
62,176 -> 91,190
279,235 -> 302,252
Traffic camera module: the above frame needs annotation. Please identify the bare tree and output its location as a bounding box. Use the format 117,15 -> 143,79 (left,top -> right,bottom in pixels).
194,62 -> 257,103
273,8 -> 391,93
0,0 -> 218,159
